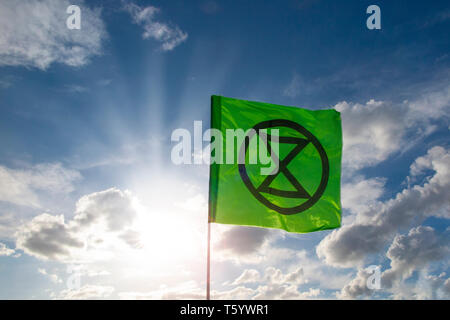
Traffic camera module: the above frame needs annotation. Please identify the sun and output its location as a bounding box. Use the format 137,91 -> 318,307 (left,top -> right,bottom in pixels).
121,176 -> 207,276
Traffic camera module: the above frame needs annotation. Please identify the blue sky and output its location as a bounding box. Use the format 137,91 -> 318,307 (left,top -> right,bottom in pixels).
0,0 -> 449,299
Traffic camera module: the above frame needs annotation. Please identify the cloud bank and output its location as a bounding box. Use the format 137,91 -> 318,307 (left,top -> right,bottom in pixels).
0,0 -> 106,70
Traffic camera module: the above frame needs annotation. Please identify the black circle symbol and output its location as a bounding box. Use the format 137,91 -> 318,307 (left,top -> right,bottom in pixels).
238,119 -> 329,215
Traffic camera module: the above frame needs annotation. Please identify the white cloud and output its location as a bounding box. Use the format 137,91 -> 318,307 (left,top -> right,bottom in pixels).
232,269 -> 261,285
380,271 -> 450,300
224,266 -> 312,299
120,266 -> 317,300
445,278 -> 450,294
175,193 -> 207,212
341,176 -> 385,216
118,256 -> 319,300
382,226 -> 449,289
263,266 -> 307,285
56,284 -> 114,299
12,176 -> 211,297
253,286 -> 321,300
0,162 -> 81,207
119,281 -> 204,300
0,0 -> 106,70
38,268 -> 62,284
317,146 -> 450,268
336,85 -> 449,170
119,229 -> 142,249
288,251 -> 354,291
0,242 -> 15,256
408,84 -> 450,119
412,272 -> 450,300
337,267 -> 376,299
124,2 -> 187,51
410,145 -> 450,178
337,99 -> 409,170
249,267 -> 319,300
120,283 -> 256,300
0,213 -> 17,239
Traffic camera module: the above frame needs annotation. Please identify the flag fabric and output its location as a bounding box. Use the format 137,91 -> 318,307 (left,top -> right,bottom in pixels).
208,95 -> 342,233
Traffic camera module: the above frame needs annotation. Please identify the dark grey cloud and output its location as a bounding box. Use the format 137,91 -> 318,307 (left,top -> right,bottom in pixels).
215,226 -> 272,255
16,214 -> 84,260
73,188 -> 136,232
16,188 -> 139,261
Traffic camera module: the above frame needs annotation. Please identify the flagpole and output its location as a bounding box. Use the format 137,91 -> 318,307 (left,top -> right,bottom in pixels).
207,95 -> 214,300
206,220 -> 211,300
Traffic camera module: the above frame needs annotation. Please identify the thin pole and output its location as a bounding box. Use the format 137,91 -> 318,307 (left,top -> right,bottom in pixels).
206,221 -> 211,300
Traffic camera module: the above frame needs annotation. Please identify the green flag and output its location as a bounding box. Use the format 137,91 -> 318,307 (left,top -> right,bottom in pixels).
208,95 -> 342,233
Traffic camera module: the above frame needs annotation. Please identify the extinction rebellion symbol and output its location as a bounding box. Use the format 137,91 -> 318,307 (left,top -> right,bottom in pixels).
238,119 -> 329,215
